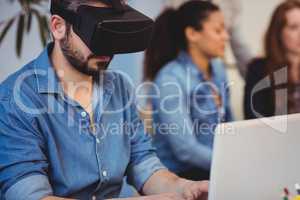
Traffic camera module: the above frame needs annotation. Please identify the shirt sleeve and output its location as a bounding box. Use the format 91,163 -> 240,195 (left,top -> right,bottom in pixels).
118,75 -> 166,192
152,73 -> 212,171
0,98 -> 53,200
4,175 -> 53,200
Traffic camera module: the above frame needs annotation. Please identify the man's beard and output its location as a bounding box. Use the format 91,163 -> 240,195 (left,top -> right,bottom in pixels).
60,35 -> 112,79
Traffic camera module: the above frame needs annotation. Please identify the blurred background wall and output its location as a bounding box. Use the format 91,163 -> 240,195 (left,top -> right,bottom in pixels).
0,0 -> 284,119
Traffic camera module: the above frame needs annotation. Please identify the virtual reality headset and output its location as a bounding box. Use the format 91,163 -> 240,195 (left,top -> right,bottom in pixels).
50,0 -> 154,55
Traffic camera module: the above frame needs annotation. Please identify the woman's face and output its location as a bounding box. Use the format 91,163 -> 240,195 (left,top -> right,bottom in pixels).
282,8 -> 300,57
188,11 -> 229,59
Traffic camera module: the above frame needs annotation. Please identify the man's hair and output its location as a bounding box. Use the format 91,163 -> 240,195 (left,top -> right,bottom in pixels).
51,0 -> 114,38
51,0 -> 106,37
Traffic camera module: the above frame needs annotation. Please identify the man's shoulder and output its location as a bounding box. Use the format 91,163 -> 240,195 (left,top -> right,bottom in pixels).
101,70 -> 135,104
106,70 -> 135,90
0,60 -> 37,103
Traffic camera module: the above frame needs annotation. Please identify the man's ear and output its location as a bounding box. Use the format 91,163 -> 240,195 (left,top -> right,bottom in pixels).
50,15 -> 68,40
185,26 -> 201,44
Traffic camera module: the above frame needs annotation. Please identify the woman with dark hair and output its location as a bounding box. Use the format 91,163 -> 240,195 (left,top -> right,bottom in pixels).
244,0 -> 300,119
144,0 -> 232,180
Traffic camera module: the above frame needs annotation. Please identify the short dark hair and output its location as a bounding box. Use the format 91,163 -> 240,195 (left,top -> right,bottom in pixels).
51,0 -> 108,37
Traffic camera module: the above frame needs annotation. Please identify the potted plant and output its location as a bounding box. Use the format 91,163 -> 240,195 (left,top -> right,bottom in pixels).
0,0 -> 50,57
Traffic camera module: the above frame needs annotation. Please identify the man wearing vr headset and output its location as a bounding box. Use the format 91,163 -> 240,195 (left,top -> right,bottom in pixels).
0,0 -> 209,200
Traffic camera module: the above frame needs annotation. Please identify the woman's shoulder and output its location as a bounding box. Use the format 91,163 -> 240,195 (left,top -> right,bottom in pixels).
154,59 -> 185,82
211,58 -> 227,76
247,57 -> 268,73
245,57 -> 270,79
246,57 -> 269,83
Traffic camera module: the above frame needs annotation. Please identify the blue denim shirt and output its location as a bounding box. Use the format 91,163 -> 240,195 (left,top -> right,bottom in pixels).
0,44 -> 165,200
151,51 -> 233,173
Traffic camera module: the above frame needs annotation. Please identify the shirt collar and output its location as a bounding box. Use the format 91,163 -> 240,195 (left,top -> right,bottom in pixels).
33,43 -> 63,95
33,43 -> 116,95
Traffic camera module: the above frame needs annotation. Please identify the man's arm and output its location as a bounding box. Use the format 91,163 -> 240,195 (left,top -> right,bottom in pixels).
0,99 -> 54,200
43,193 -> 186,200
142,169 -> 182,195
108,193 -> 188,200
142,169 -> 209,200
42,197 -> 75,200
118,74 -> 208,200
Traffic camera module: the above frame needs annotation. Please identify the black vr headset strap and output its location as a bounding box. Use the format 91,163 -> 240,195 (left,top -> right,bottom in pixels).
51,0 -> 126,20
50,2 -> 78,26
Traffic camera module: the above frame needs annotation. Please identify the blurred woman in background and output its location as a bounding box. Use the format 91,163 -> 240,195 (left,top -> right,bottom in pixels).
244,0 -> 300,119
144,0 -> 232,180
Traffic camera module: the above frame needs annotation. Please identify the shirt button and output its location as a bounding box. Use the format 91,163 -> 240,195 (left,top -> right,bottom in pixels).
102,170 -> 107,177
96,138 -> 100,144
81,111 -> 87,118
92,195 -> 96,200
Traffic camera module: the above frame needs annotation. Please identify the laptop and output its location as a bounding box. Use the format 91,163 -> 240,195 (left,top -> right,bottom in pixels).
209,114 -> 300,200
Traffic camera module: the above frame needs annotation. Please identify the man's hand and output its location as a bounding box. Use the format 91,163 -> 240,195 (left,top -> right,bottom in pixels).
138,193 -> 187,200
108,193 -> 187,200
142,169 -> 209,200
179,180 -> 209,200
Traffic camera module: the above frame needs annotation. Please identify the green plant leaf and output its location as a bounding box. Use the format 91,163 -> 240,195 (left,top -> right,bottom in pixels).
1,0 -> 49,58
26,11 -> 32,33
18,0 -> 25,8
41,15 -> 49,46
16,14 -> 25,57
0,18 -> 15,45
32,8 -> 47,46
